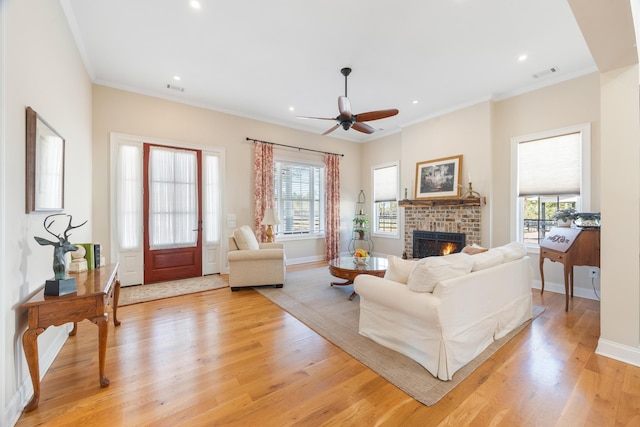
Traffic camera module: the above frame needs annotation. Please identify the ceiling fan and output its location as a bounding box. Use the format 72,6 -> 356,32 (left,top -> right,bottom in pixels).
297,67 -> 399,135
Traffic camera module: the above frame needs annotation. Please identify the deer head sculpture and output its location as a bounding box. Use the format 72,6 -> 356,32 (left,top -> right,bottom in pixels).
34,214 -> 87,280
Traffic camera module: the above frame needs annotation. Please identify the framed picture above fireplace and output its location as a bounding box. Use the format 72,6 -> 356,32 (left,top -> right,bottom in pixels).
415,155 -> 462,199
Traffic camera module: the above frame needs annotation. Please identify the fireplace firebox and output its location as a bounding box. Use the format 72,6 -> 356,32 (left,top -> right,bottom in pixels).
412,231 -> 466,258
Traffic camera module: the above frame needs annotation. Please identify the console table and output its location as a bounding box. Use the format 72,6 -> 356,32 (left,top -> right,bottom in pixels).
539,228 -> 600,311
20,263 -> 121,412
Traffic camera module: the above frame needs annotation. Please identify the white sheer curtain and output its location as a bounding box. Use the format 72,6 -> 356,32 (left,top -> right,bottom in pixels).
149,146 -> 198,249
117,144 -> 143,250
203,153 -> 220,244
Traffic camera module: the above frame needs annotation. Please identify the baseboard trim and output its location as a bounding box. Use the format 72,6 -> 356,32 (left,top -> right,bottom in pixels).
286,255 -> 326,265
596,338 -> 640,367
531,279 -> 600,301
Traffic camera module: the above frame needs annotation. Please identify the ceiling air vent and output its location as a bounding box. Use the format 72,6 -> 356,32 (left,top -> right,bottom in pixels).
533,67 -> 559,79
166,84 -> 185,92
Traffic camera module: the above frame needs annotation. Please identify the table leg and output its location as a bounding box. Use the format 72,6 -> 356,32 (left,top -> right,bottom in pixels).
330,279 -> 353,287
22,327 -> 45,412
91,314 -> 110,388
112,279 -> 121,326
539,257 -> 546,294
563,265 -> 571,312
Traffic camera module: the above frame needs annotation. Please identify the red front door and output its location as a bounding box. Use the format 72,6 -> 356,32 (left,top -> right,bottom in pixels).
143,144 -> 203,284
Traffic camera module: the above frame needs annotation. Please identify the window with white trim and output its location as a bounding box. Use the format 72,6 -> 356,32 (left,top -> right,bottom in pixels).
512,124 -> 590,246
372,162 -> 399,236
274,159 -> 325,237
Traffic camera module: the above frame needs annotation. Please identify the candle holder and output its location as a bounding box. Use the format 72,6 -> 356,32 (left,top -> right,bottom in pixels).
460,182 -> 481,199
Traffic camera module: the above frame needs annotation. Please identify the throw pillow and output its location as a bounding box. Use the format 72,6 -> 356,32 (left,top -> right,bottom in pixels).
233,225 -> 260,250
461,243 -> 488,255
471,249 -> 504,271
495,241 -> 527,263
407,253 -> 474,293
383,256 -> 417,284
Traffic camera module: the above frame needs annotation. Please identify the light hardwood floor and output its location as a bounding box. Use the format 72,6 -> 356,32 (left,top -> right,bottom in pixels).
16,262 -> 640,426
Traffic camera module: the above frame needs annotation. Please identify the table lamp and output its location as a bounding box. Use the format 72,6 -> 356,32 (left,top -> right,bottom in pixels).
260,208 -> 280,243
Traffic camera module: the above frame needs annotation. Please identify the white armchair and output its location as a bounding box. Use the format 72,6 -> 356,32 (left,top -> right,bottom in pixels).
227,225 -> 286,291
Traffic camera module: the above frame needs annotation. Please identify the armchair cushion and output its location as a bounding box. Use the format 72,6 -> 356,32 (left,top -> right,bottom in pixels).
233,225 -> 260,250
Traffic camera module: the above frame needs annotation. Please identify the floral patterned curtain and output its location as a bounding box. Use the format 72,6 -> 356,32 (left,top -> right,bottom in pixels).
254,142 -> 274,242
324,154 -> 341,260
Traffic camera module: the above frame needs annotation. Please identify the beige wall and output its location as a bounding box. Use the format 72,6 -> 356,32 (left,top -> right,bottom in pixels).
92,85 -> 363,263
492,73 -> 601,292
3,1 -> 93,425
401,102 -> 493,246
492,73 -> 601,243
598,64 -> 640,354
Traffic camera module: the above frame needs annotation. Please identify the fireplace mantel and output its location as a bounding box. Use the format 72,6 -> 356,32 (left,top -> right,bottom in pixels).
399,197 -> 486,207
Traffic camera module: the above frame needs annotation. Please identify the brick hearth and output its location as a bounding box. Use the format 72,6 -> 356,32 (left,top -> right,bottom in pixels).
400,198 -> 485,258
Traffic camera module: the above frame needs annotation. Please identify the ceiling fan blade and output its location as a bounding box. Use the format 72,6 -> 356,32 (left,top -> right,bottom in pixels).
322,124 -> 340,135
338,96 -> 352,118
352,122 -> 375,134
355,109 -> 399,122
296,115 -> 336,121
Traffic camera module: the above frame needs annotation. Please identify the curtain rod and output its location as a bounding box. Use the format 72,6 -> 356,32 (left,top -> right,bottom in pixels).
246,137 -> 344,157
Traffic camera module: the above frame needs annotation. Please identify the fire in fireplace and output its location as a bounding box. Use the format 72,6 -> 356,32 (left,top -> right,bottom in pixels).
412,231 -> 466,258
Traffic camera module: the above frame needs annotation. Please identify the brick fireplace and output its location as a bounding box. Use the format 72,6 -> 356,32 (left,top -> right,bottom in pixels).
399,198 -> 485,258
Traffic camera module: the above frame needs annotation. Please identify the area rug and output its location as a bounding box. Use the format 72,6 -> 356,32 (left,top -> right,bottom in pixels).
255,267 -> 544,406
119,274 -> 229,306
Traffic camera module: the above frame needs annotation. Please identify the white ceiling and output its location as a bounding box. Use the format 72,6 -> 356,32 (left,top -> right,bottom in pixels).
60,0 -> 596,142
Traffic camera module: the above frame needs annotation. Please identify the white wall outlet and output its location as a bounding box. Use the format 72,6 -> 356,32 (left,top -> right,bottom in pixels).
589,267 -> 600,279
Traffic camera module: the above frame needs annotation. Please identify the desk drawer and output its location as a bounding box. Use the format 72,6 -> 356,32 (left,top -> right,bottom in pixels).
541,249 -> 565,262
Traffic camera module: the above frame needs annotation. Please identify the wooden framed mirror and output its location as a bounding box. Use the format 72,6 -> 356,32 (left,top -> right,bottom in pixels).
26,106 -> 65,213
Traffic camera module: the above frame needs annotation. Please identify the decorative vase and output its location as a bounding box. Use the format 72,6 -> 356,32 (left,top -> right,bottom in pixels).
354,256 -> 369,265
558,219 -> 572,228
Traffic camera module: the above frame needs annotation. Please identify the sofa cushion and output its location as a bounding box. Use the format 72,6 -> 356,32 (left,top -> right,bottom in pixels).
383,256 -> 417,284
495,241 -> 527,263
461,243 -> 488,255
471,249 -> 504,271
233,225 -> 260,250
407,252 -> 474,293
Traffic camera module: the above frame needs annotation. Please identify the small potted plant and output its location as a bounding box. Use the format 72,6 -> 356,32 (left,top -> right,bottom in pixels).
353,216 -> 369,239
553,207 -> 577,227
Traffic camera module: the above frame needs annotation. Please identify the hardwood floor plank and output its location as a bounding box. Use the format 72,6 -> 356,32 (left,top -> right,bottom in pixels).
15,263 -> 640,427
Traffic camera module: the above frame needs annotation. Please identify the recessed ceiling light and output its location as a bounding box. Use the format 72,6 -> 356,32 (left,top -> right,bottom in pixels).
412,100 -> 419,104
518,54 -> 528,62
173,75 -> 181,81
289,106 -> 295,112
190,0 -> 201,10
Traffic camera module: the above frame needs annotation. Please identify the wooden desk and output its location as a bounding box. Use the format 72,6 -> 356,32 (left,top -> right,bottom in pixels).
21,263 -> 121,412
539,228 -> 600,311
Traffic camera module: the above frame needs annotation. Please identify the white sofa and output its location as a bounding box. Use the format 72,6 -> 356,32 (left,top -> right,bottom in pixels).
227,225 -> 286,290
353,243 -> 533,381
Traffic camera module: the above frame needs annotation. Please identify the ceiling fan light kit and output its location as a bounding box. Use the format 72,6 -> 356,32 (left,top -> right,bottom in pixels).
297,67 -> 399,136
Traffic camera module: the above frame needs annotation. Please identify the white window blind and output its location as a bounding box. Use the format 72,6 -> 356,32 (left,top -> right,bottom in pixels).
148,146 -> 199,249
518,132 -> 581,196
373,164 -> 398,202
117,144 -> 142,250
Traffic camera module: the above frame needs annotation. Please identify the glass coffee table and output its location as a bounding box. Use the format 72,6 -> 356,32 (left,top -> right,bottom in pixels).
328,256 -> 388,300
